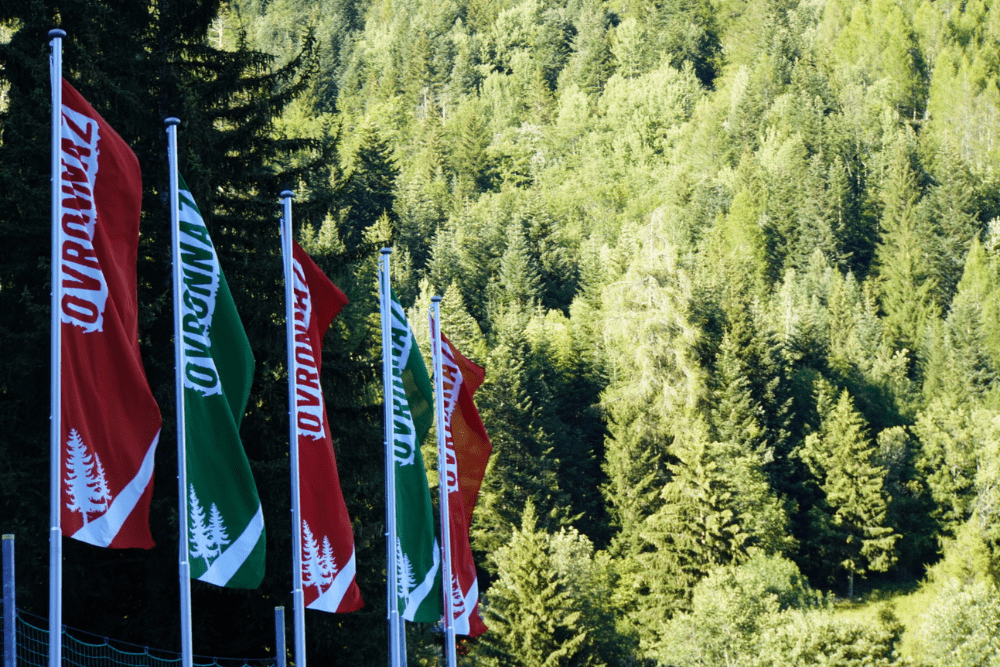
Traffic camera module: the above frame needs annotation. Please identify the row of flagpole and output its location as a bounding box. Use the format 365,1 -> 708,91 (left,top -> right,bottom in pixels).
48,28 -> 489,667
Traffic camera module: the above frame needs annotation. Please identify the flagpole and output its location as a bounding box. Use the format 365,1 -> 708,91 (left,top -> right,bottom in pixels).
280,190 -> 307,667
379,248 -> 402,667
430,297 -> 458,667
48,28 -> 66,667
166,117 -> 194,667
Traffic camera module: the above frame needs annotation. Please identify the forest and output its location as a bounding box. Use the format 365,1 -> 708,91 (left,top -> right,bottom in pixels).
2,0 -> 1000,664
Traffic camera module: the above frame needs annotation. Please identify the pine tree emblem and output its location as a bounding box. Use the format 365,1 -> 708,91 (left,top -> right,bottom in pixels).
450,573 -> 466,619
188,484 -> 230,569
64,429 -> 112,524
395,537 -> 415,607
319,535 -> 338,587
208,503 -> 231,554
302,521 -> 338,595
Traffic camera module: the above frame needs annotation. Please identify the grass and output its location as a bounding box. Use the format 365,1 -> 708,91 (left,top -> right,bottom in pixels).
828,579 -> 938,664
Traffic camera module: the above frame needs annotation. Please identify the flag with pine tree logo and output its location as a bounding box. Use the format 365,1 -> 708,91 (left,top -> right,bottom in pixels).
437,330 -> 491,637
58,79 -> 162,549
386,287 -> 441,622
178,175 -> 264,588
291,241 -> 363,612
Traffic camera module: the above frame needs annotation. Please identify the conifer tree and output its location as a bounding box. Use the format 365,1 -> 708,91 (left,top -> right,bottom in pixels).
493,223 -> 543,311
875,142 -> 940,355
473,503 -> 592,667
799,388 -> 898,595
338,123 -> 400,251
472,308 -> 569,562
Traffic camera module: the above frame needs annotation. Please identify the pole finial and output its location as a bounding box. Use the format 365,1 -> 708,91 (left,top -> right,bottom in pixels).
431,296 -> 442,303
165,117 -> 180,127
380,247 -> 392,255
280,190 -> 294,199
48,29 -> 66,39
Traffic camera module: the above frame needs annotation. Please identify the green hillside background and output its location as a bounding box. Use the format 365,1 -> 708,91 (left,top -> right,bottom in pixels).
2,0 -> 1000,664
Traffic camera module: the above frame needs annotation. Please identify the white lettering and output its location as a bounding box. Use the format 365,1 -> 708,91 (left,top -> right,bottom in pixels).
178,192 -> 222,396
59,105 -> 107,332
292,259 -> 326,440
440,343 -> 463,493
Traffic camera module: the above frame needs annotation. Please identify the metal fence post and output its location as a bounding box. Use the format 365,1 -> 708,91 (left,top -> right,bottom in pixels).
274,606 -> 286,667
2,534 -> 15,667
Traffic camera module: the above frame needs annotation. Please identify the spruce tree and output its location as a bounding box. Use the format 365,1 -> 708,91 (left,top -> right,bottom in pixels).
473,502 -> 593,667
874,142 -> 939,355
799,388 -> 899,595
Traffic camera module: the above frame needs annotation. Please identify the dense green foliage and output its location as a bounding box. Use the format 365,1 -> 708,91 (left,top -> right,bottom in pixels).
3,0 -> 1000,663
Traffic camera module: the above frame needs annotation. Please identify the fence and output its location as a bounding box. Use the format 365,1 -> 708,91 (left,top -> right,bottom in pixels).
2,535 -> 284,667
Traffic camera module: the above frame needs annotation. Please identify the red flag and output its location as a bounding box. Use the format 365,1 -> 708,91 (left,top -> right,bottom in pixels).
291,241 -> 364,612
439,332 -> 492,637
58,80 -> 162,549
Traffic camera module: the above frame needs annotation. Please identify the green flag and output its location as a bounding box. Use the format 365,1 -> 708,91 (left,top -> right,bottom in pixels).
387,288 -> 441,622
178,175 -> 264,588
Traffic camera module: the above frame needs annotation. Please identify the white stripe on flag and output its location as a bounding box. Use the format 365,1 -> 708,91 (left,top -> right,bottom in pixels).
402,538 -> 441,621
198,504 -> 265,586
72,431 -> 160,547
307,550 -> 358,613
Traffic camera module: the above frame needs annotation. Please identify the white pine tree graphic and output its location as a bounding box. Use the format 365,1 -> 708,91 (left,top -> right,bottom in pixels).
395,538 -> 415,606
64,429 -> 111,525
90,452 -> 112,514
450,573 -> 466,618
302,520 -> 324,593
188,485 -> 216,569
318,536 -> 338,592
208,503 -> 230,557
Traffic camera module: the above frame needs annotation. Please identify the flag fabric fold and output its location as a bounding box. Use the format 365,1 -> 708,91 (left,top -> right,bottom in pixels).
386,287 -> 441,622
58,79 -> 162,549
291,241 -> 364,612
438,332 -> 491,637
177,175 -> 265,588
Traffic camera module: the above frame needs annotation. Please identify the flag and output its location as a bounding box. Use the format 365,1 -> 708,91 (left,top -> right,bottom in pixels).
386,287 -> 441,622
58,79 -> 162,549
291,241 -> 363,612
177,175 -> 264,588
438,332 -> 491,637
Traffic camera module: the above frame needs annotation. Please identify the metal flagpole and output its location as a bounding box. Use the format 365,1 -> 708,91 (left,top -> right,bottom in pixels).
430,298 -> 458,667
48,28 -> 66,667
3,534 -> 16,667
280,190 -> 307,667
165,117 -> 194,667
379,248 -> 402,667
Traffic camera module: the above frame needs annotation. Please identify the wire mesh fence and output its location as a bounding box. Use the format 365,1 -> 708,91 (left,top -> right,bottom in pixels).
3,609 -> 277,667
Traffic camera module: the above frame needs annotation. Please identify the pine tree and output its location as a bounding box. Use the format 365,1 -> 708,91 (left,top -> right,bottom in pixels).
319,535 -> 337,590
189,485 -> 215,570
338,123 -> 399,252
926,149 -> 980,305
208,503 -> 231,557
799,388 -> 899,595
875,142 -> 940,355
473,503 -> 591,667
91,452 -> 112,514
64,429 -> 100,525
396,537 -> 416,604
472,308 -> 569,562
302,520 -> 323,593
493,223 -> 543,311
450,573 -> 466,618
